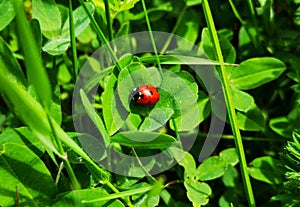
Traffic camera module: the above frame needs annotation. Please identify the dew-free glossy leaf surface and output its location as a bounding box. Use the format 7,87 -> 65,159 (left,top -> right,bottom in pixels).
230,57 -> 286,90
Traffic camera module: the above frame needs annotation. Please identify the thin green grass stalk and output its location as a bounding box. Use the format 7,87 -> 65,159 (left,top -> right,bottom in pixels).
198,133 -> 285,142
47,114 -> 81,190
69,0 -> 79,79
82,186 -> 153,203
132,147 -> 156,181
50,52 -> 81,190
140,0 -> 163,78
228,0 -> 245,24
78,0 -> 121,71
104,0 -> 113,41
55,161 -> 64,185
246,0 -> 259,34
132,148 -> 176,206
202,1 -> 256,206
228,0 -> 260,48
160,6 -> 187,54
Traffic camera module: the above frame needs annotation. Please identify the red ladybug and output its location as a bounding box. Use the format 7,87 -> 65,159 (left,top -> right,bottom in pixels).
131,84 -> 160,106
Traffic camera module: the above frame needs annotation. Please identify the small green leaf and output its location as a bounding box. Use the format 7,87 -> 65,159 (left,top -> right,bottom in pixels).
120,113 -> 142,131
222,165 -> 238,187
139,179 -> 164,207
197,91 -> 211,122
248,156 -> 283,184
269,116 -> 293,138
197,148 -> 238,181
61,2 -> 95,37
77,24 -> 97,44
0,0 -> 15,31
159,70 -> 198,119
197,156 -> 226,180
168,147 -> 196,177
230,57 -> 286,90
32,0 -> 62,39
139,108 -> 174,132
42,2 -> 95,55
237,104 -> 266,131
219,36 -> 236,65
0,143 -> 57,207
230,85 -> 254,112
109,0 -> 140,14
42,38 -> 70,56
184,178 -> 211,207
110,132 -> 176,149
220,148 -> 239,165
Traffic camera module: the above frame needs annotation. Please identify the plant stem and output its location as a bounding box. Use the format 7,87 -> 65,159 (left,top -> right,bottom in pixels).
47,114 -> 81,190
202,0 -> 256,206
198,133 -> 285,142
104,0 -> 113,41
140,0 -> 163,78
247,0 -> 259,33
228,0 -> 245,24
78,0 -> 121,71
160,6 -> 187,54
69,0 -> 79,79
228,0 -> 260,48
132,147 -> 156,181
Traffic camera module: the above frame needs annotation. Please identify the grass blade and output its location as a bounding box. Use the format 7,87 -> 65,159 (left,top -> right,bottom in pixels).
140,0 -> 163,78
202,0 -> 256,206
82,185 -> 153,203
69,0 -> 79,79
14,1 -> 52,109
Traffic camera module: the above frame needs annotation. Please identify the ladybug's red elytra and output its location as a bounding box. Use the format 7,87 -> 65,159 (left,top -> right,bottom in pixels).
131,84 -> 160,106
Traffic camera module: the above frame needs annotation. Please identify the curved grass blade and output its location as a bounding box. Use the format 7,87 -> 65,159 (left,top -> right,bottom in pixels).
140,55 -> 238,66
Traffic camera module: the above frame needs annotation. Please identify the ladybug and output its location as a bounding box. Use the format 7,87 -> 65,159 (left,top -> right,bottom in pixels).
131,84 -> 160,106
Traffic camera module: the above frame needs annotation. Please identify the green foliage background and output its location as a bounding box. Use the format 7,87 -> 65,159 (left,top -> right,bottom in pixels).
0,0 -> 300,206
